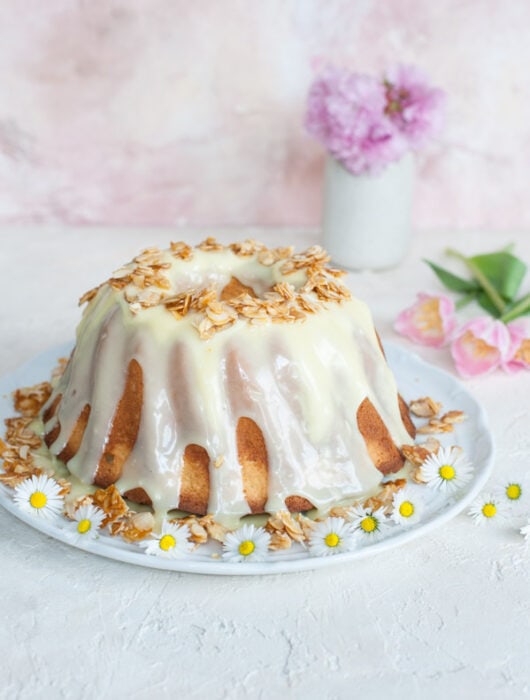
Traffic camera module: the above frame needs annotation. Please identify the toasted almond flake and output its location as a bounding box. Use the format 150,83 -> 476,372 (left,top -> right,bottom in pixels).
417,419 -> 454,435
229,240 -> 265,257
409,397 -> 442,418
257,250 -> 276,266
423,437 -> 441,453
402,444 -> 431,467
440,410 -> 467,425
110,515 -> 153,542
65,494 -> 94,519
56,478 -> 72,497
73,241 -> 357,337
109,277 -> 130,291
91,485 -> 129,527
51,357 -> 69,382
4,417 -> 42,449
265,510 -> 305,542
130,511 -> 155,531
329,505 -> 354,520
410,466 -> 428,484
199,514 -> 229,543
174,516 -> 208,545
13,382 -> 52,418
197,237 -> 224,252
214,455 -> 224,469
170,241 -> 193,260
268,531 -> 292,550
79,285 -> 102,306
363,479 -> 407,514
111,267 -> 132,279
272,282 -> 296,301
0,471 -> 41,488
294,514 -> 317,541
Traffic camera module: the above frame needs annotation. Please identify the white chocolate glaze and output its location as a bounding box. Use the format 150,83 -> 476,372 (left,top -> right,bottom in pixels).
41,243 -> 412,523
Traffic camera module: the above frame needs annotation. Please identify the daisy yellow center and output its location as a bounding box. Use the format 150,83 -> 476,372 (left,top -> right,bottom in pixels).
506,484 -> 522,500
439,465 -> 456,481
399,501 -> 414,518
324,532 -> 340,548
77,519 -> 92,534
360,516 -> 377,533
159,534 -> 176,551
239,540 -> 255,556
29,491 -> 47,509
482,503 -> 496,518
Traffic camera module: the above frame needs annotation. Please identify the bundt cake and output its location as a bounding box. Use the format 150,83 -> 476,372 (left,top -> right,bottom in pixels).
40,238 -> 416,525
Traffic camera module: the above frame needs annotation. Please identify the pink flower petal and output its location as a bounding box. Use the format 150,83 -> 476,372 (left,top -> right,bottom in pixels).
450,317 -> 513,378
394,293 -> 456,347
506,321 -> 530,372
384,64 -> 446,148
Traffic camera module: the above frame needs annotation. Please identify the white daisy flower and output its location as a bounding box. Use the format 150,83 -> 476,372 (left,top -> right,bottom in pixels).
13,474 -> 63,520
67,504 -> 105,543
468,493 -> 502,525
520,519 -> 530,541
222,523 -> 270,563
419,446 -> 473,494
390,487 -> 424,527
140,519 -> 191,559
504,482 -> 523,502
308,517 -> 356,557
348,505 -> 388,543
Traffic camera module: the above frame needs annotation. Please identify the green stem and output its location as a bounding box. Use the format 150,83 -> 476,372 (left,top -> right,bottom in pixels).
500,293 -> 530,323
446,248 -> 506,315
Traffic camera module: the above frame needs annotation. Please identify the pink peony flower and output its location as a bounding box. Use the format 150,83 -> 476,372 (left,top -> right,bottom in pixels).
394,293 -> 456,347
450,317 -> 515,378
505,321 -> 530,371
384,64 -> 446,148
305,67 -> 406,175
305,64 -> 444,174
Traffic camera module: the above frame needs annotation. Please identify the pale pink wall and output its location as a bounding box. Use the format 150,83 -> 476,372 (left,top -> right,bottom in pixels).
0,1 -> 528,228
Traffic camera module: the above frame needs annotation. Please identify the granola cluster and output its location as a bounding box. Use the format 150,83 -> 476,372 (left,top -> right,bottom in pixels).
78,238 -> 352,340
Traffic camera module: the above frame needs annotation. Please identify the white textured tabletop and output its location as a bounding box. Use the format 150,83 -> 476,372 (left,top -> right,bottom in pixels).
1,227 -> 529,700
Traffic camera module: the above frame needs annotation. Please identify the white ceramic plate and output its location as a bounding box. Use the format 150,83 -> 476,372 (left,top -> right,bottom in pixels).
0,342 -> 494,575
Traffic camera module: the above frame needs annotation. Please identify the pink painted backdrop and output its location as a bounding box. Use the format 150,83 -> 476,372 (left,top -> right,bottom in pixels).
0,1 -> 528,228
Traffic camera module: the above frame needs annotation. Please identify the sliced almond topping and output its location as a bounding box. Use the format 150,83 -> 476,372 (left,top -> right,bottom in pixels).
91,485 -> 129,526
402,444 -> 431,467
13,382 -> 52,418
417,419 -> 454,435
268,531 -> 292,550
409,397 -> 442,418
440,410 -> 467,425
363,479 -> 407,514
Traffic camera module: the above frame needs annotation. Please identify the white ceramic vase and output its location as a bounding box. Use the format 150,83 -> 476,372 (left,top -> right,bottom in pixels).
322,153 -> 415,270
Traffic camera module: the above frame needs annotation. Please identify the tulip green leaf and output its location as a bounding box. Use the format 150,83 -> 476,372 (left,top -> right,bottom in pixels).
469,252 -> 526,302
424,260 -> 479,293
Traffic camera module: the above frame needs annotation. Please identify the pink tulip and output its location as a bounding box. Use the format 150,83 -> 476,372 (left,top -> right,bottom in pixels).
394,293 -> 456,347
506,321 -> 530,371
450,317 -> 514,378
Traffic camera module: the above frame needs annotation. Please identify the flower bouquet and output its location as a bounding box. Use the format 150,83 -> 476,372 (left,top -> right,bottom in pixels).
306,65 -> 445,269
